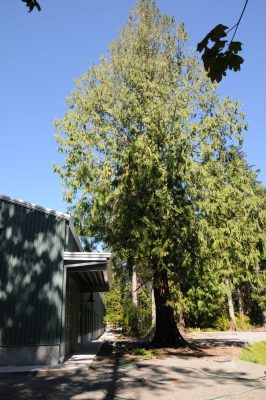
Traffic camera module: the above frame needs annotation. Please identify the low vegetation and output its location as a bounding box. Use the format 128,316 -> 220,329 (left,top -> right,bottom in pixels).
213,314 -> 254,331
239,341 -> 266,366
131,347 -> 155,359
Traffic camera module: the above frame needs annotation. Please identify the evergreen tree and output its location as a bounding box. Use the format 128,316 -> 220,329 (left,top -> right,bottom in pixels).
195,150 -> 266,329
55,0 -> 250,346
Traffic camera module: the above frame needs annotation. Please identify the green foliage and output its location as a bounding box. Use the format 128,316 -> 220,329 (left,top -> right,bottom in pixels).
249,290 -> 266,326
127,304 -> 139,336
213,314 -> 253,331
239,342 -> 266,366
235,314 -> 253,330
103,267 -> 152,336
136,286 -> 152,334
191,152 -> 266,330
177,274 -> 227,328
131,347 -> 154,358
55,0 -> 250,271
188,327 -> 217,332
22,0 -> 247,81
214,315 -> 231,331
55,0 -> 266,339
103,285 -> 126,327
123,288 -> 152,336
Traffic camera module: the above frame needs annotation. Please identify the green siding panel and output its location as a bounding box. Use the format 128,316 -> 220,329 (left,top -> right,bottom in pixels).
0,199 -> 67,346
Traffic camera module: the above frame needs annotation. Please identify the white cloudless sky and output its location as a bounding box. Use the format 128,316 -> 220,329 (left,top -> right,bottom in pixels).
0,0 -> 265,213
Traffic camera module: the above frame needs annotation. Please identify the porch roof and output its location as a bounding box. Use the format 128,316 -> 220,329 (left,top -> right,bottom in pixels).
63,252 -> 112,292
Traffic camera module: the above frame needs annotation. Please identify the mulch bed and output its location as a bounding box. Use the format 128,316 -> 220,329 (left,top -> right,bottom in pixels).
92,335 -> 245,368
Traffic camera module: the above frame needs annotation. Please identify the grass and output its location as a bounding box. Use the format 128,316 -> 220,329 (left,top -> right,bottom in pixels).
188,327 -> 217,332
239,341 -> 266,366
189,315 -> 256,332
131,347 -> 157,359
117,344 -> 159,359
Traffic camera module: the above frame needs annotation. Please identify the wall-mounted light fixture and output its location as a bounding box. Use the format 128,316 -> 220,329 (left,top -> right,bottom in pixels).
88,293 -> 94,303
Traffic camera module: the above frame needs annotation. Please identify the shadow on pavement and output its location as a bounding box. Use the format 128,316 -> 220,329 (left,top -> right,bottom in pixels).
0,340 -> 265,400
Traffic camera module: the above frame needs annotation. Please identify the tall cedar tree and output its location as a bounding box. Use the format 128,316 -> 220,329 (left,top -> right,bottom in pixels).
55,0 -> 248,346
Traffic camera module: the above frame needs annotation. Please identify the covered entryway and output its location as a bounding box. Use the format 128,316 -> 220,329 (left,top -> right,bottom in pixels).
63,252 -> 112,354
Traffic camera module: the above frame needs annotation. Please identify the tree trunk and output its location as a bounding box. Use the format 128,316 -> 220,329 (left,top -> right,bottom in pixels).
151,289 -> 156,328
237,287 -> 245,320
152,268 -> 186,347
178,312 -> 186,331
132,265 -> 138,307
130,265 -> 139,336
225,279 -> 237,331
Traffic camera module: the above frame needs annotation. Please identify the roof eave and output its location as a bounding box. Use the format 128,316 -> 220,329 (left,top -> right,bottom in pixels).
0,193 -> 70,220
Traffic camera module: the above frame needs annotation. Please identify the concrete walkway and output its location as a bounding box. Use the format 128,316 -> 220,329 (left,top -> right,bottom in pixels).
0,335 -> 106,375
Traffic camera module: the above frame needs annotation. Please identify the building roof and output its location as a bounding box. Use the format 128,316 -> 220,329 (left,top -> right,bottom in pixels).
0,193 -> 70,220
0,193 -> 83,251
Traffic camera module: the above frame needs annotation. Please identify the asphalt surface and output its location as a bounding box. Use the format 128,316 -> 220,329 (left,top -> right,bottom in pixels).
0,331 -> 265,400
186,330 -> 266,345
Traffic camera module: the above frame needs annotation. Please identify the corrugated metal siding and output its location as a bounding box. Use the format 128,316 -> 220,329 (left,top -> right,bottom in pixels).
0,198 -> 67,346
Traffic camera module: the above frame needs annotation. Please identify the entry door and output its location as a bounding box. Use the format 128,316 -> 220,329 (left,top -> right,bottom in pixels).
65,275 -> 78,353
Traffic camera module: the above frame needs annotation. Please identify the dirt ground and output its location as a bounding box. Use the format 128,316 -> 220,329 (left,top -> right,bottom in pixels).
105,328 -> 266,362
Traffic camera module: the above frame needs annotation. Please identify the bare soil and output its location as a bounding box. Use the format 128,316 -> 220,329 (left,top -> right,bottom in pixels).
96,330 -> 248,365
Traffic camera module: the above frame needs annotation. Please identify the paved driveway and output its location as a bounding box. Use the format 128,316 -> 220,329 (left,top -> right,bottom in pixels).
0,331 -> 265,400
186,330 -> 266,345
0,355 -> 265,400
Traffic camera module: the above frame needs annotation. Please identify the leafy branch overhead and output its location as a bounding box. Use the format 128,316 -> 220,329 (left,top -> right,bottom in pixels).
197,0 -> 248,82
19,0 -> 246,83
21,0 -> 41,12
197,24 -> 243,83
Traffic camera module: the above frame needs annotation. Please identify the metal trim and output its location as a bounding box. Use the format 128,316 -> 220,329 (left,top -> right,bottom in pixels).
0,193 -> 70,220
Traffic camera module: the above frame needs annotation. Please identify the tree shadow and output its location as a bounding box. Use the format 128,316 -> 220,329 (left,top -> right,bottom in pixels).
1,339 -> 265,400
0,198 -> 65,365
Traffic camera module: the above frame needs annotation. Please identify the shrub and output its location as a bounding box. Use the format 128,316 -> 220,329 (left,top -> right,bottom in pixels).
235,314 -> 253,330
214,315 -> 230,331
214,314 -> 254,331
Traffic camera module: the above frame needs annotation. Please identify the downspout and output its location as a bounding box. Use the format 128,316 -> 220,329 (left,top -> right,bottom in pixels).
59,220 -> 69,364
91,295 -> 94,340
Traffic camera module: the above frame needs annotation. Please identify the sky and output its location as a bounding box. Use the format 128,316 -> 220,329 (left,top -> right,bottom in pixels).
0,0 -> 265,213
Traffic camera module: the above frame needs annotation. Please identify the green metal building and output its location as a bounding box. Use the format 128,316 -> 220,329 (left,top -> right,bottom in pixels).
0,194 -> 112,366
